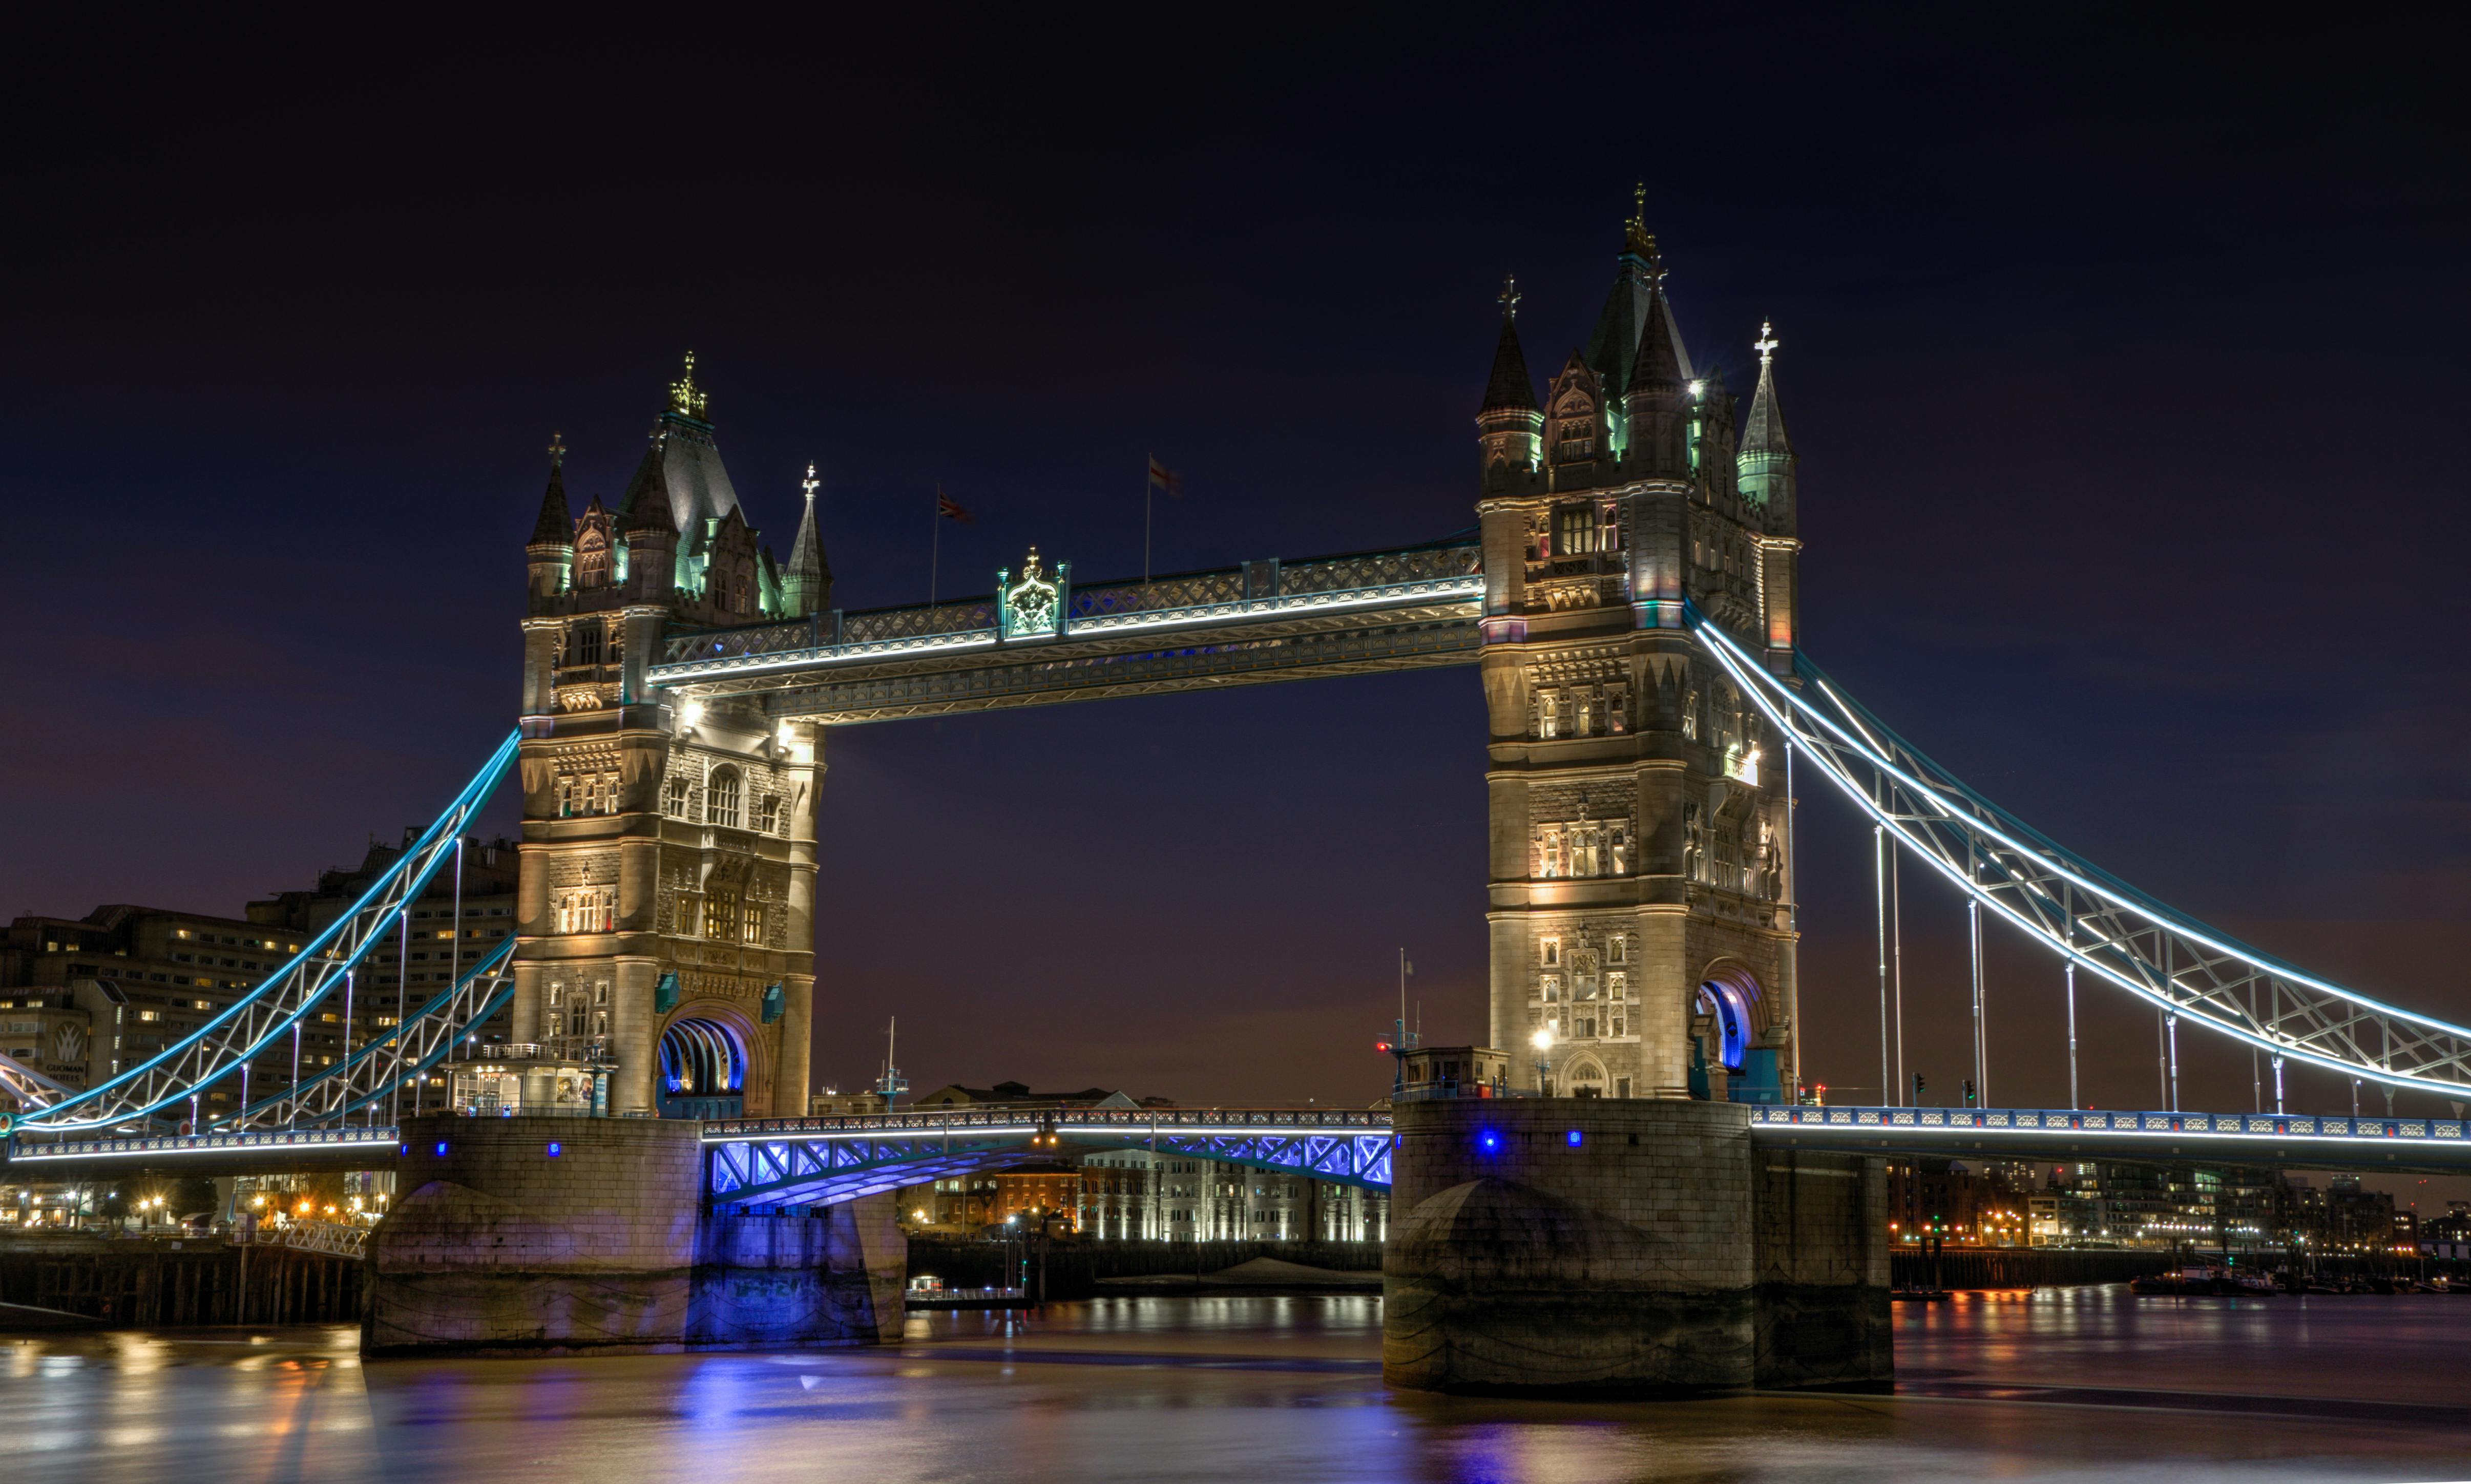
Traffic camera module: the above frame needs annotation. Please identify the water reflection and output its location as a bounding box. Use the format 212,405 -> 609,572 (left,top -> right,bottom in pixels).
5,1295 -> 2468,1482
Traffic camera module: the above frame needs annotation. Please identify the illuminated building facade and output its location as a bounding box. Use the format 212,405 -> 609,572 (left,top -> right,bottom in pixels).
1477,200 -> 1802,1101
513,359 -> 827,1117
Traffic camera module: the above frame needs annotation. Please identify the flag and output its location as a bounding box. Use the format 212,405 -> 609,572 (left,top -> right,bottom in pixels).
937,489 -> 973,522
1147,456 -> 1182,499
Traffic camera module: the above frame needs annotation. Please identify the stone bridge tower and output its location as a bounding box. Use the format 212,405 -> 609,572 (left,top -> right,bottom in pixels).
513,357 -> 828,1117
1478,202 -> 1802,1101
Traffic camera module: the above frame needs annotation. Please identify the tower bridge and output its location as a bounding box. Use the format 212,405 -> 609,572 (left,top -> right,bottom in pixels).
6,204 -> 2468,1392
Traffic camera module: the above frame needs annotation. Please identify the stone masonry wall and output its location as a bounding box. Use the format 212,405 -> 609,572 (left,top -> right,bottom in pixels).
366,1114 -> 905,1356
1384,1098 -> 1889,1396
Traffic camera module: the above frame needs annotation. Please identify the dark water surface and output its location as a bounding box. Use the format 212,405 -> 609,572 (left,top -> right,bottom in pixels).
7,1289 -> 2470,1482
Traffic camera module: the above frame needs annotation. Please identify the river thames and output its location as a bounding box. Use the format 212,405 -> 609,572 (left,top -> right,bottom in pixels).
8,1290 -> 2470,1482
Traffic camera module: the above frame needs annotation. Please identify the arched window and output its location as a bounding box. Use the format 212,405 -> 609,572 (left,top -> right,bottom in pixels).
576,534 -> 610,589
706,766 -> 742,829
571,620 -> 604,666
662,774 -> 691,819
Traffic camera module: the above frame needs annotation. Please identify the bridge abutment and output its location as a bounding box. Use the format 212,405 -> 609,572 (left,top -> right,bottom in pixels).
1382,1098 -> 1888,1396
364,1115 -> 901,1356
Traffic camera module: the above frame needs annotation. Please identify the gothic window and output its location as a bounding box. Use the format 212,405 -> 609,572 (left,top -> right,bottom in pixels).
593,1010 -> 609,1036
547,983 -> 562,1008
732,567 -> 752,614
1569,821 -> 1601,877
1574,692 -> 1594,738
741,901 -> 763,945
1538,690 -> 1561,739
1540,975 -> 1560,1002
706,888 -> 739,941
1575,972 -> 1597,1001
599,771 -> 620,815
1537,824 -> 1566,879
1541,938 -> 1561,967
576,534 -> 610,589
556,775 -> 575,818
595,983 -> 608,1005
571,620 -> 604,666
663,774 -> 691,819
707,766 -> 743,829
1609,937 -> 1627,966
1556,504 -> 1598,556
568,1001 -> 588,1036
753,793 -> 780,833
1608,971 -> 1628,1000
1609,822 -> 1631,875
553,887 -> 615,934
1682,690 -> 1701,742
1606,687 -> 1628,735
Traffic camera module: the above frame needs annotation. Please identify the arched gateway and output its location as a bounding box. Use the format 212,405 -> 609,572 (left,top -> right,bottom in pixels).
506,208 -> 1803,1116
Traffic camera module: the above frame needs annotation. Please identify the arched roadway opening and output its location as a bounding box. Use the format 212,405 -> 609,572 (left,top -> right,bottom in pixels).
659,1017 -> 748,1120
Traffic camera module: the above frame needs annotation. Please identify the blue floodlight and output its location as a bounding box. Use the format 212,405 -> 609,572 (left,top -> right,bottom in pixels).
433,1141 -> 448,1157
547,1142 -> 562,1158
1478,1129 -> 1500,1153
1566,1130 -> 1583,1148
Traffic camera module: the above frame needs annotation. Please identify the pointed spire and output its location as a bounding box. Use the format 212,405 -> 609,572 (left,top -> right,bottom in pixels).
1585,184 -> 1670,398
1628,285 -> 1694,393
785,461 -> 831,616
528,432 -> 574,546
1479,274 -> 1537,414
1741,320 -> 1791,454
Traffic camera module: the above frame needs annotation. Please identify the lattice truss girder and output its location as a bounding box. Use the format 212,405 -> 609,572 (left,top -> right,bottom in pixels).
706,1127 -> 1395,1208
11,734 -> 522,1134
1687,608 -> 2471,1094
720,610 -> 1482,723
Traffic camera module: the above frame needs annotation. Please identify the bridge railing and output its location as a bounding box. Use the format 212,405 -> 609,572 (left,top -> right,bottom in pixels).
1751,1105 -> 2466,1141
1687,605 -> 2471,1099
701,1105 -> 1394,1141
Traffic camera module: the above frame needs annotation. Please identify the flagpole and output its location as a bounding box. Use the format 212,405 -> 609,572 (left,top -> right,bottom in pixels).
930,484 -> 941,608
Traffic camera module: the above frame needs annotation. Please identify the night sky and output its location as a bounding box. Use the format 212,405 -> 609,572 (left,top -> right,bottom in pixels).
7,18 -> 2464,1162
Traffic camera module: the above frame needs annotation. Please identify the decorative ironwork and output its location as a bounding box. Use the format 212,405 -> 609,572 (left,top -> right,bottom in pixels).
998,548 -> 1067,640
702,1106 -> 1397,1207
646,541 -> 1483,689
1747,1104 -> 2471,1171
755,614 -> 1479,724
1691,605 -> 2471,1096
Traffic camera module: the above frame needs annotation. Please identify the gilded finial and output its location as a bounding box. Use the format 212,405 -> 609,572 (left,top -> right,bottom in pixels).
1624,181 -> 1662,279
1498,273 -> 1521,321
801,461 -> 820,501
668,352 -> 709,420
548,431 -> 567,468
1755,319 -> 1779,366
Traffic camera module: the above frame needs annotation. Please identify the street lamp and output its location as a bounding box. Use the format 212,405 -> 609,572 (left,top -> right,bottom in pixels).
1530,1028 -> 1556,1096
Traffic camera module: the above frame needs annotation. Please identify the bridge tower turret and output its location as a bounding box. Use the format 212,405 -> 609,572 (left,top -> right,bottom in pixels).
1475,275 -> 1543,496
1479,204 -> 1799,1104
512,356 -> 820,1119
1737,321 -> 1799,674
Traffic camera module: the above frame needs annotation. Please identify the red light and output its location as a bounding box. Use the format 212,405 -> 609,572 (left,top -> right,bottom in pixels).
1375,1041 -> 1391,1053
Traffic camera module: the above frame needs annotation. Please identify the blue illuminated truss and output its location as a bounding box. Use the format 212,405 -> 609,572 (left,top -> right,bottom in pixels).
702,1107 -> 1397,1208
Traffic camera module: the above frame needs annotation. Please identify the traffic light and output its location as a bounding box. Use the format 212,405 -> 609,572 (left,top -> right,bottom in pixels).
1963,1078 -> 1977,1107
1912,1072 -> 1926,1103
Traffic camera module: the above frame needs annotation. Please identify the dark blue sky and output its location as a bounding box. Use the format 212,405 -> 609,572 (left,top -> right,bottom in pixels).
4,14 -> 2463,1130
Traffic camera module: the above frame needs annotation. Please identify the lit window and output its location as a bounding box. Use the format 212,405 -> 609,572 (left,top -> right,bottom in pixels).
706,767 -> 743,830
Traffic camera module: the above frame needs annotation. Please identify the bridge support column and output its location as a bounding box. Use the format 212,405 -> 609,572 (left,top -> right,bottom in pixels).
365,1115 -> 902,1356
1383,1098 -> 1889,1396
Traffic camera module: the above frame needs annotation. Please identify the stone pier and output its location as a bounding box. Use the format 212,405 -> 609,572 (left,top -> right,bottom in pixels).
365,1114 -> 904,1356
1383,1098 -> 1889,1396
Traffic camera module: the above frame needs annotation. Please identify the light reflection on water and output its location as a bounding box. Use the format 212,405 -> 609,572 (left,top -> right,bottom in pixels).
6,1293 -> 2469,1483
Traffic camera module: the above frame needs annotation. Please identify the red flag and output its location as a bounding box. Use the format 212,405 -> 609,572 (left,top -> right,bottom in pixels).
937,490 -> 973,522
1147,456 -> 1182,499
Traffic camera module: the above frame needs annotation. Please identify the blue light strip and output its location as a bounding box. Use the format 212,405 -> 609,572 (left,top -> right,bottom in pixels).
1685,609 -> 2471,1092
22,732 -> 520,1131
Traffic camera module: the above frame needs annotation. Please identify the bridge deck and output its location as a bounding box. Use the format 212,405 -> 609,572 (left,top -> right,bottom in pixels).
15,1104 -> 2468,1183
